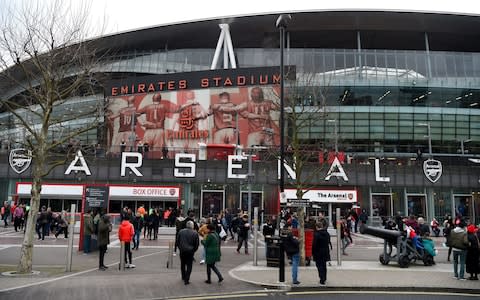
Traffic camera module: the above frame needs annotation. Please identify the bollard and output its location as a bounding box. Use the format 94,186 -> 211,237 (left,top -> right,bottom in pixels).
167,240 -> 174,268
253,207 -> 258,266
336,207 -> 342,266
65,204 -> 76,272
119,241 -> 125,271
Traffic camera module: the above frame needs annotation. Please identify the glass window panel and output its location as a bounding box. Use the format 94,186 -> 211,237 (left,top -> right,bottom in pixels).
385,113 -> 398,120
370,120 -> 384,126
399,133 -> 413,139
385,119 -> 398,126
443,114 -> 455,121
443,127 -> 455,134
443,134 -> 455,141
355,113 -> 369,119
399,120 -> 413,127
456,115 -> 469,121
371,133 -> 384,139
370,113 -> 383,120
445,55 -> 457,77
356,132 -> 369,139
454,54 -> 466,77
399,113 -> 413,120
355,120 -> 369,126
456,128 -> 469,135
456,121 -> 469,128
400,126 -> 414,133
341,120 -> 354,126
442,121 -> 455,128
463,54 -> 473,77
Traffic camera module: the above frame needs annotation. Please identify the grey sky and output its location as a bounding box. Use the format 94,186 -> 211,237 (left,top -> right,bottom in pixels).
88,0 -> 480,35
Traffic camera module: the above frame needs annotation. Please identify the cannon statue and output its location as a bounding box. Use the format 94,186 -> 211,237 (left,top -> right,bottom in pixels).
360,224 -> 435,268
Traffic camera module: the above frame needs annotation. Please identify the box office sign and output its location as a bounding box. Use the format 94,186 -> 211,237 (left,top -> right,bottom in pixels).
85,186 -> 109,211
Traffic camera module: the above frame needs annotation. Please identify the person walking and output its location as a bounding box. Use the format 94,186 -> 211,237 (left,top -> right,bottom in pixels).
466,224 -> 479,280
202,223 -> 224,284
132,212 -> 143,250
13,204 -> 24,232
236,214 -> 250,254
282,225 -> 301,285
98,214 -> 112,271
118,217 -> 135,268
449,219 -> 469,280
312,218 -> 331,285
177,220 -> 200,285
83,210 -> 94,254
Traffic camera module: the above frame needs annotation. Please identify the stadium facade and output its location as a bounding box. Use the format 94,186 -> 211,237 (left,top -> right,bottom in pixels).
1,10 -> 480,224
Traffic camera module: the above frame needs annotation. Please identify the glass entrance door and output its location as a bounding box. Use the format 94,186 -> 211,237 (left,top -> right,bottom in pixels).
454,195 -> 473,221
371,194 -> 392,218
200,190 -> 225,217
407,194 -> 426,217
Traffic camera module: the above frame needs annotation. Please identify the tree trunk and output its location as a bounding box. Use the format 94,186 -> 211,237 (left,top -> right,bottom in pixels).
298,207 -> 305,266
16,177 -> 41,273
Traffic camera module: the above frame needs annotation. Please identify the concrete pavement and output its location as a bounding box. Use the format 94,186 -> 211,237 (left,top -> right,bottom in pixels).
230,260 -> 480,292
1,226 -> 479,299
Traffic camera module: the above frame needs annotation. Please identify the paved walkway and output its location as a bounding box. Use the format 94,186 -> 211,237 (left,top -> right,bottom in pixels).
230,260 -> 480,292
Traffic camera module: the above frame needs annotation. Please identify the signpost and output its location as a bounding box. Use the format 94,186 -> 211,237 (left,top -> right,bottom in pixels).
286,199 -> 310,207
85,186 -> 109,211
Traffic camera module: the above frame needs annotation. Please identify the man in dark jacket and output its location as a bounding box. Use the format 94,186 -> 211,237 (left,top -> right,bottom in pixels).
177,220 -> 200,285
449,219 -> 469,280
236,214 -> 250,254
131,212 -> 143,250
282,226 -> 300,285
312,218 -> 331,285
97,214 -> 112,271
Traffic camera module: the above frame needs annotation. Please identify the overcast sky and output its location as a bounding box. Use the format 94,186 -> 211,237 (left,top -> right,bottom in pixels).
87,0 -> 480,35
1,0 -> 479,37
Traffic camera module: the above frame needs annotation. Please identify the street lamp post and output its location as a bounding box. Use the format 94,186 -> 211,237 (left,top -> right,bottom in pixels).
459,139 -> 472,155
276,13 -> 291,284
418,122 -> 432,157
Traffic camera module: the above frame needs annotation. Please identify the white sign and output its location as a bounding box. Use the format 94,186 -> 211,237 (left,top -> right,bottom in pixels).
9,149 -> 32,174
423,158 -> 442,183
17,183 -> 83,197
109,186 -> 180,198
282,188 -> 357,203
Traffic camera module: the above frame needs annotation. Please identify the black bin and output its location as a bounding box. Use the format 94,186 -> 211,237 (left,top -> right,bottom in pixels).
265,236 -> 282,267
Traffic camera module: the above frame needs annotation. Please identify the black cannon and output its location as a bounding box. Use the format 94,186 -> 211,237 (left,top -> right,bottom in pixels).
360,224 -> 434,268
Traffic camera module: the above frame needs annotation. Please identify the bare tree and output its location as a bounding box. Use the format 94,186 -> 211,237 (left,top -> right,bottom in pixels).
281,71 -> 332,266
0,0 -> 106,273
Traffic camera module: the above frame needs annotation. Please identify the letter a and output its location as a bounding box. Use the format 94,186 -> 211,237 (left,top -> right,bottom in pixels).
65,150 -> 92,175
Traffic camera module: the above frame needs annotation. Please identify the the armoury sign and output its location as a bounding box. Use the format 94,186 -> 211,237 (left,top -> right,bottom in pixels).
9,149 -> 32,174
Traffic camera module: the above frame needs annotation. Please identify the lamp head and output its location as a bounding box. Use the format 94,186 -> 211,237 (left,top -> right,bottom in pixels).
276,14 -> 292,29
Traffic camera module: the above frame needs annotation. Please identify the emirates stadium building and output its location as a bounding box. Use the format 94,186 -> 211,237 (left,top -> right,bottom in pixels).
1,10 -> 480,225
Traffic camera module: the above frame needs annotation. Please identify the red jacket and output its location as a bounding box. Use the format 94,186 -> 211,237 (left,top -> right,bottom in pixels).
118,220 -> 134,242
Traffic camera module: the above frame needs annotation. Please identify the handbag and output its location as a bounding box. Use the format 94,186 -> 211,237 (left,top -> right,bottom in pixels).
219,227 -> 227,239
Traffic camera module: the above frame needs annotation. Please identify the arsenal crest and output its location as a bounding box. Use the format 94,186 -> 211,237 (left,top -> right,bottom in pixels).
423,158 -> 442,183
9,148 -> 32,174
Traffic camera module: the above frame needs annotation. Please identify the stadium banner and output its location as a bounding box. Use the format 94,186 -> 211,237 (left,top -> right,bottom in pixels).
105,66 -> 296,155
